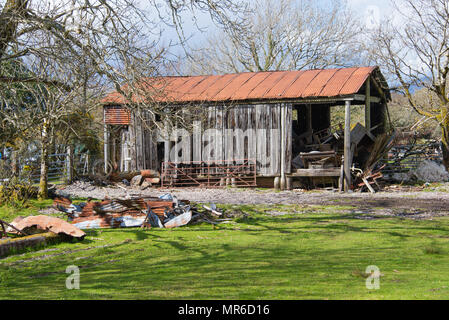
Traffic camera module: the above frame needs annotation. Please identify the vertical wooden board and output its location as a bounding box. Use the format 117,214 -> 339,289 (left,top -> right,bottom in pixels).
193,118 -> 202,162
224,106 -> 234,162
283,103 -> 292,174
233,106 -> 244,164
256,104 -> 268,175
239,105 -> 249,162
163,117 -> 170,163
181,129 -> 192,164
148,111 -> 157,170
214,105 -> 224,163
173,129 -> 181,164
181,109 -> 192,164
265,104 -> 271,175
164,139 -> 170,162
208,106 -> 216,162
142,112 -> 150,170
202,106 -> 215,163
120,129 -> 125,172
151,130 -> 158,170
128,113 -> 137,171
247,105 -> 257,164
270,104 -> 281,176
134,112 -> 143,170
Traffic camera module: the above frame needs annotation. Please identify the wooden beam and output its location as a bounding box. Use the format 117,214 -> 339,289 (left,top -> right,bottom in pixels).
344,100 -> 352,192
365,78 -> 371,131
291,168 -> 341,177
353,94 -> 380,103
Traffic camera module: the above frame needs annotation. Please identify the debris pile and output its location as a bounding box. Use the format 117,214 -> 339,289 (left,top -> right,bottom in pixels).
53,194 -> 229,230
89,169 -> 161,189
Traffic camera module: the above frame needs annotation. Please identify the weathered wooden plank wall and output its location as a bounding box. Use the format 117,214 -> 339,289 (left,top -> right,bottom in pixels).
160,103 -> 290,177
117,103 -> 292,176
126,110 -> 159,171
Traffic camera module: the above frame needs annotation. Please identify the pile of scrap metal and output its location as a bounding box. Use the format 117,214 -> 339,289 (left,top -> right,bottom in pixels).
53,194 -> 225,230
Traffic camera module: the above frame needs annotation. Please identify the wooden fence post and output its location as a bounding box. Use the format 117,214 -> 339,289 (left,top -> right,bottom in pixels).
66,145 -> 73,184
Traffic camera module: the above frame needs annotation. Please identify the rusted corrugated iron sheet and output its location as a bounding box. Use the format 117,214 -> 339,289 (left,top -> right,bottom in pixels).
302,68 -> 339,97
8,215 -> 86,238
201,73 -> 240,101
214,72 -> 256,101
281,69 -> 320,98
104,105 -> 131,125
102,66 -> 381,104
320,68 -> 358,97
247,71 -> 286,100
339,67 -> 373,95
230,72 -> 272,101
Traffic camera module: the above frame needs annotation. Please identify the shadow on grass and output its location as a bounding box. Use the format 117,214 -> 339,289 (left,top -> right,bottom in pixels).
3,204 -> 449,299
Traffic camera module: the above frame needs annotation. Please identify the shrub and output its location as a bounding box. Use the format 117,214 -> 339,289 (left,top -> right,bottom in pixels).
0,175 -> 37,208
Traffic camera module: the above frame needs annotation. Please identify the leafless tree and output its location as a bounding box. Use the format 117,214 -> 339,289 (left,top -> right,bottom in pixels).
0,0 -> 249,198
183,0 -> 362,74
367,0 -> 449,169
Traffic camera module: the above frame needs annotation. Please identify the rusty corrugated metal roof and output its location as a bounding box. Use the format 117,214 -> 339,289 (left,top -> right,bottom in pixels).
102,66 -> 384,105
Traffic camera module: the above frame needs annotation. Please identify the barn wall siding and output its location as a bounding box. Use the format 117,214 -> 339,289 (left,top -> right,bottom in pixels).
128,110 -> 159,171
157,103 -> 290,177
120,103 -> 291,176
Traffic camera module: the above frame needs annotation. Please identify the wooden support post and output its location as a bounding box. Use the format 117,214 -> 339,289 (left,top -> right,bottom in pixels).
365,78 -> 371,132
280,104 -> 286,190
339,156 -> 344,192
344,100 -> 352,192
66,145 -> 73,184
103,108 -> 109,174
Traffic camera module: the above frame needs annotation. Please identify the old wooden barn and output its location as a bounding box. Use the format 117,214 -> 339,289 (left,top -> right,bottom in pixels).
102,66 -> 391,190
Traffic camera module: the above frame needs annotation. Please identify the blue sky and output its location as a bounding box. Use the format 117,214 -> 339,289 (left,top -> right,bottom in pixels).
169,0 -> 402,48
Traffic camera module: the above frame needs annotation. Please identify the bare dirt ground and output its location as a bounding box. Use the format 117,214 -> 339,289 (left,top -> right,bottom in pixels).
53,181 -> 449,219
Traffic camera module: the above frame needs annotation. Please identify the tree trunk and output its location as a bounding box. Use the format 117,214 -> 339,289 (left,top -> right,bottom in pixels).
441,109 -> 449,172
38,121 -> 49,200
0,0 -> 29,59
11,149 -> 19,177
442,135 -> 449,172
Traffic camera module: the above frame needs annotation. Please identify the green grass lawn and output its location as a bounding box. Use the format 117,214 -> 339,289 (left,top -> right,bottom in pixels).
1,201 -> 449,299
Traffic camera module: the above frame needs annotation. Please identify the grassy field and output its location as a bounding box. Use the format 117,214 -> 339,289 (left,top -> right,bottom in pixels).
1,201 -> 449,299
